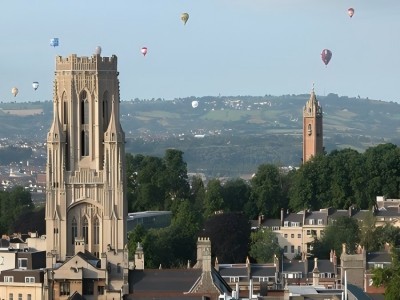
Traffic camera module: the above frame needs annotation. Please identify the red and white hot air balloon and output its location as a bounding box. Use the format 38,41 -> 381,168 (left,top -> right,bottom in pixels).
141,47 -> 148,56
348,8 -> 355,18
321,49 -> 332,67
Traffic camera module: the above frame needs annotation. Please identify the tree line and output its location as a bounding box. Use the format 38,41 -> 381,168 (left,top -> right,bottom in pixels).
126,143 -> 400,268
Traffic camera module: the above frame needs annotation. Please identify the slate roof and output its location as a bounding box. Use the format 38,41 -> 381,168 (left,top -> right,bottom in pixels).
284,213 -> 303,223
261,219 -> 281,227
251,264 -> 276,277
367,252 -> 392,263
76,251 -> 100,268
129,269 -> 202,293
218,264 -> 248,277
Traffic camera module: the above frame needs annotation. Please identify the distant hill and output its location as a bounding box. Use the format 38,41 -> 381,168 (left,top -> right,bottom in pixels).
1,93 -> 399,178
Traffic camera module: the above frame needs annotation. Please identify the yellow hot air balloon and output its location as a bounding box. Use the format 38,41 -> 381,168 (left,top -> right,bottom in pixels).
11,87 -> 18,97
181,13 -> 189,25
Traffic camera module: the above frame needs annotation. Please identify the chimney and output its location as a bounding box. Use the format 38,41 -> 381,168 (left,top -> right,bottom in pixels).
74,237 -> 85,255
312,258 -> 320,286
214,257 -> 219,271
281,208 -> 285,226
330,249 -> 333,262
194,237 -> 212,268
202,242 -> 212,273
342,243 -> 347,255
134,242 -> 144,270
258,214 -> 264,226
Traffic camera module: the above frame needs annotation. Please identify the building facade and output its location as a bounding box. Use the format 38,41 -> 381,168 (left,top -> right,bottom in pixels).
45,53 -> 128,299
303,88 -> 323,163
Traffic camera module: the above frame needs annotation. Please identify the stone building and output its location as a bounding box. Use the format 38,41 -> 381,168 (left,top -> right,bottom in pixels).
44,53 -> 128,299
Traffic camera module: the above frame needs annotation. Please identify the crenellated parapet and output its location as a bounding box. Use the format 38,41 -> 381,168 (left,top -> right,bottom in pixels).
55,54 -> 118,72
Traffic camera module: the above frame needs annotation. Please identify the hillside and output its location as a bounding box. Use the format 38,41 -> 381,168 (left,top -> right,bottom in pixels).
1,93 -> 399,177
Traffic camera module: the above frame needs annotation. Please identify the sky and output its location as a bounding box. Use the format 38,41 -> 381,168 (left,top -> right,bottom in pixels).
1,0 -> 400,102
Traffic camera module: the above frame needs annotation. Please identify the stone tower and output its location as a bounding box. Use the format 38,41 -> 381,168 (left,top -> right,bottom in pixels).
303,87 -> 323,163
45,54 -> 126,265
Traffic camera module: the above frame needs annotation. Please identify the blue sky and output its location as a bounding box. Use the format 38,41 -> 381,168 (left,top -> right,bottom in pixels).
1,0 -> 399,102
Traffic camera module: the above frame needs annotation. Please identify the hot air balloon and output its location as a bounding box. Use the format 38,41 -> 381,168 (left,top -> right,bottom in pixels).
50,38 -> 59,47
321,49 -> 332,66
11,87 -> 18,97
141,47 -> 148,56
191,100 -> 199,108
32,82 -> 39,91
181,13 -> 189,25
94,46 -> 102,55
348,8 -> 355,18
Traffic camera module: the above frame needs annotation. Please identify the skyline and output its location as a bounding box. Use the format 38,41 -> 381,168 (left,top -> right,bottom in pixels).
1,0 -> 399,103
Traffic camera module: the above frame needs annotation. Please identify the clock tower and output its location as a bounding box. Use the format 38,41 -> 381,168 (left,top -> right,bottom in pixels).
303,87 -> 323,163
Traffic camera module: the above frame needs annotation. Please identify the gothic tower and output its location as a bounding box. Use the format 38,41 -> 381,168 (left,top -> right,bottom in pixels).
45,54 -> 126,264
303,87 -> 323,163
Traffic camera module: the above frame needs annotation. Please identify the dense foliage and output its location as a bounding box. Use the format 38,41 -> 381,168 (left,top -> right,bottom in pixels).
0,187 -> 35,234
372,248 -> 400,300
123,143 -> 400,266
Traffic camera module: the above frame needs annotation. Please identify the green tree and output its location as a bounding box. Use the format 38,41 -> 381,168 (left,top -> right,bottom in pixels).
202,212 -> 251,263
372,248 -> 400,300
311,216 -> 360,258
222,178 -> 251,213
250,164 -> 286,218
204,179 -> 224,217
190,175 -> 206,214
249,229 -> 281,263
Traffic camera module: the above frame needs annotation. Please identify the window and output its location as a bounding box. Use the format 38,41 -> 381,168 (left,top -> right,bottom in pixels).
307,230 -> 311,235
72,217 -> 77,244
81,130 -> 89,156
284,234 -> 288,238
4,276 -> 14,282
80,91 -> 89,125
82,216 -> 88,244
18,294 -> 22,300
27,295 -> 31,300
298,234 -> 301,238
98,286 -> 105,295
271,226 -> 280,231
298,246 -> 301,253
9,293 -> 13,300
94,218 -> 100,245
83,279 -> 94,295
284,221 -> 289,227
25,277 -> 35,283
311,230 -> 317,236
374,263 -> 384,269
309,219 -> 314,225
60,282 -> 70,296
291,234 -> 294,238
284,246 -> 288,253
307,124 -> 312,135
291,245 -> 295,253
229,277 -> 239,283
18,258 -> 28,269
291,222 -> 300,227
318,219 -> 323,225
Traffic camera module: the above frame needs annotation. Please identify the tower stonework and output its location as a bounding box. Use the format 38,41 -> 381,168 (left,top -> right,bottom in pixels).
303,88 -> 323,163
45,54 -> 126,264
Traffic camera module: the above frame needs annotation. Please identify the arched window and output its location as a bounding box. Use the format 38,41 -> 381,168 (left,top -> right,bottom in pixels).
82,217 -> 89,244
80,91 -> 89,125
307,124 -> 312,136
71,217 -> 77,245
94,218 -> 100,245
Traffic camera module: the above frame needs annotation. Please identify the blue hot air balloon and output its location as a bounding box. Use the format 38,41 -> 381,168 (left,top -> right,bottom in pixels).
50,38 -> 59,47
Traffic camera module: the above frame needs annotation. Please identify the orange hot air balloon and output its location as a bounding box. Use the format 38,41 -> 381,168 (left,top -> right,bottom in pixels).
348,8 -> 355,18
